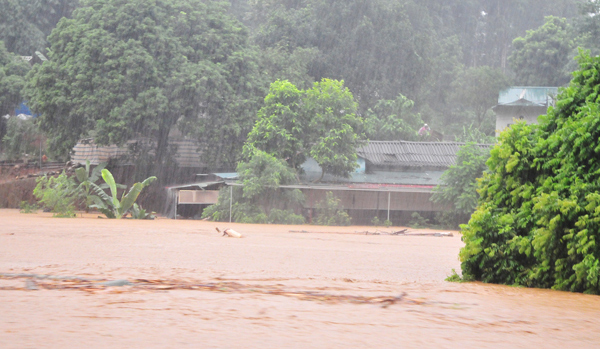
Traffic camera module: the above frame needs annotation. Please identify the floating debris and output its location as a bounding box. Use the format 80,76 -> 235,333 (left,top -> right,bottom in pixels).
0,273 -> 423,308
216,227 -> 242,238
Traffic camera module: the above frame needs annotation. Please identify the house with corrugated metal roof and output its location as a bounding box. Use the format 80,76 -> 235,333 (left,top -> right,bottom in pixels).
493,86 -> 558,136
292,140 -> 491,224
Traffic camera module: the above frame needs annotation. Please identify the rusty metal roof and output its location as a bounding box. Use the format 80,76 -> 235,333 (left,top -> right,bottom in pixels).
357,141 -> 491,168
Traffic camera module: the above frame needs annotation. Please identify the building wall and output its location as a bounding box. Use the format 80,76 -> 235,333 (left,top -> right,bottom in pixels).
302,189 -> 450,212
495,107 -> 547,137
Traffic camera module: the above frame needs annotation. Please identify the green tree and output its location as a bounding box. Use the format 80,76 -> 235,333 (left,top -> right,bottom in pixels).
364,94 -> 424,141
25,0 -> 263,171
2,116 -> 40,160
509,16 -> 576,86
0,0 -> 80,55
202,147 -> 304,224
461,51 -> 600,294
450,65 -> 511,134
247,78 -> 364,180
0,41 -> 30,141
245,80 -> 307,171
305,79 -> 364,180
431,142 -> 491,226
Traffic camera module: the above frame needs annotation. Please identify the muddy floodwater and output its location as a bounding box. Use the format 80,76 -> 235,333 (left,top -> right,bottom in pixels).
1,209 -> 599,348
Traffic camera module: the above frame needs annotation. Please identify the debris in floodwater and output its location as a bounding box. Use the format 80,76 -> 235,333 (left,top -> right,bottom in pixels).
99,279 -> 132,287
25,279 -> 38,290
216,227 -> 242,238
0,273 -> 427,308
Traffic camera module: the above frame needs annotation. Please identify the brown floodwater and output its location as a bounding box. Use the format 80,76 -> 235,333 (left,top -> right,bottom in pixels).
1,209 -> 599,348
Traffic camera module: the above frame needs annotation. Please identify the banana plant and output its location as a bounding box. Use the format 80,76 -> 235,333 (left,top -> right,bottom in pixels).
91,169 -> 157,219
75,160 -> 109,212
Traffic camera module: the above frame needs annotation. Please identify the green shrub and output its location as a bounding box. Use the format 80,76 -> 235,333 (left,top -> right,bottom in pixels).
315,192 -> 351,226
371,216 -> 380,226
461,51 -> 600,294
268,209 -> 305,225
383,219 -> 392,228
33,172 -> 78,217
19,201 -> 38,214
409,212 -> 429,229
130,203 -> 155,220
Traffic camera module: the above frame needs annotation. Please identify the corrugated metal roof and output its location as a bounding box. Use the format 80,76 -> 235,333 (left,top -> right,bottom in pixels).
497,87 -> 558,106
356,141 -> 491,168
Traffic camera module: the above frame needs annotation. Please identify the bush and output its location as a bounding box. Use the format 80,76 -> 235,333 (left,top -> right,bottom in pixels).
461,51 -> 600,294
315,192 -> 351,226
33,172 -> 78,217
371,216 -> 380,226
19,201 -> 38,213
268,209 -> 305,224
409,212 -> 429,229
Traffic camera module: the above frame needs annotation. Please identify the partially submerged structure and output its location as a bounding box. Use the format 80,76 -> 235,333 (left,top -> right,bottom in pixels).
167,141 -> 491,224
493,86 -> 558,136
70,138 -> 490,223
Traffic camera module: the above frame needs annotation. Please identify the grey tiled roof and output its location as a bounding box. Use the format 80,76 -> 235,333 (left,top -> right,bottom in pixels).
357,141 -> 491,168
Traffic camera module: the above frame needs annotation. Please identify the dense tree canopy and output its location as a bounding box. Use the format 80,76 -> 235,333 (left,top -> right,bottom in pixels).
461,51 -> 600,293
4,0 -> 599,168
247,79 -> 364,180
0,0 -> 79,55
24,0 -> 263,168
509,16 -> 576,86
0,41 -> 31,140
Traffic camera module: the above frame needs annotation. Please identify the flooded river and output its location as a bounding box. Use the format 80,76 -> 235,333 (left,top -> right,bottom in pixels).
1,209 -> 599,348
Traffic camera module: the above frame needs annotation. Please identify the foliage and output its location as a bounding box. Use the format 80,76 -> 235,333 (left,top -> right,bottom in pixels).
454,124 -> 496,144
0,41 -> 31,141
315,191 -> 351,226
247,78 -> 364,180
203,148 -> 304,223
245,80 -> 307,171
461,51 -> 600,294
509,16 -> 576,86
445,269 -> 462,283
2,116 -> 40,160
432,142 -> 491,225
25,0 -> 265,170
33,171 -> 78,217
409,212 -> 429,229
90,169 -> 156,219
364,94 -> 423,141
383,219 -> 392,228
450,66 -> 511,132
305,79 -> 364,179
130,203 -> 155,220
267,208 -> 305,225
371,216 -> 380,227
0,0 -> 79,55
74,160 -> 108,212
19,201 -> 38,214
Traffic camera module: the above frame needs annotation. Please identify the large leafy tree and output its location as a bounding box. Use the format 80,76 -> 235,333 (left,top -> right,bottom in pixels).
461,51 -> 600,294
364,93 -> 423,141
431,142 -> 490,226
450,66 -> 511,134
0,41 -> 31,140
247,78 -> 364,180
0,0 -> 80,55
25,0 -> 263,169
509,16 -> 576,86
